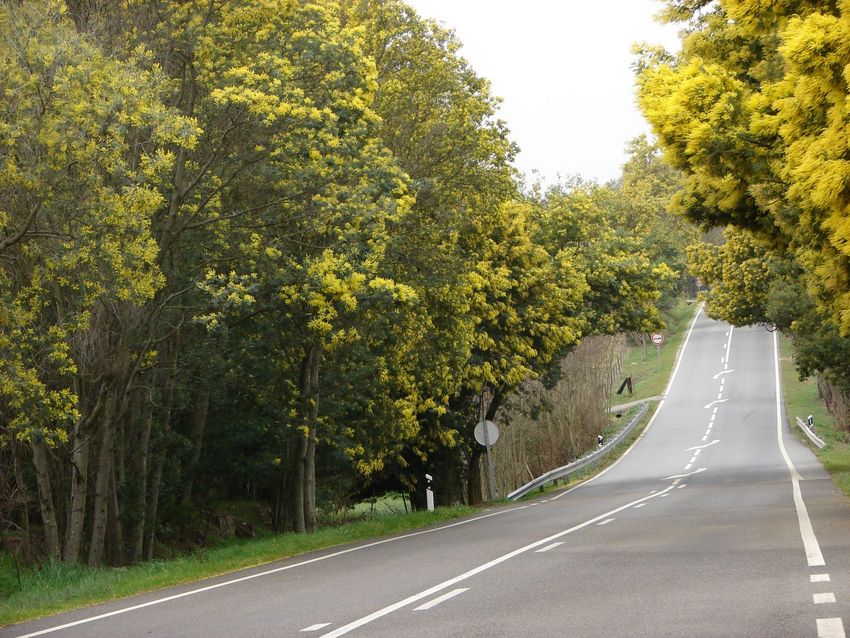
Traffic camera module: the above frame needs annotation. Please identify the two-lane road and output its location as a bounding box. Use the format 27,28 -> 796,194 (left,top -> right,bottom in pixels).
7,309 -> 850,637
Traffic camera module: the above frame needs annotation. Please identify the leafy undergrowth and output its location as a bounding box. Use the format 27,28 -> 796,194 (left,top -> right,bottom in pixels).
0,504 -> 472,628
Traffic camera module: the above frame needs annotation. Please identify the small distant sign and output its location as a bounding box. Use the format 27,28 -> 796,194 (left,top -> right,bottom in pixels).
651,332 -> 664,345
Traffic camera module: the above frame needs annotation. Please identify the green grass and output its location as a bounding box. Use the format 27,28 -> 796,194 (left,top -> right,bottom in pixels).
613,299 -> 701,405
779,335 -> 850,496
0,504 -> 472,628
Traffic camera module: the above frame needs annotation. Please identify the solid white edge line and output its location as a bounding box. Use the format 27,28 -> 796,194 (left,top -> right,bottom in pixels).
12,505 -> 530,638
725,326 -> 734,364
319,485 -> 676,638
817,617 -> 846,638
773,330 -> 825,567
413,588 -> 469,611
548,304 -> 704,502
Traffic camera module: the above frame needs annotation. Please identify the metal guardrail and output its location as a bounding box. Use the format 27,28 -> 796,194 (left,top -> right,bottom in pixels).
796,416 -> 826,449
507,401 -> 651,501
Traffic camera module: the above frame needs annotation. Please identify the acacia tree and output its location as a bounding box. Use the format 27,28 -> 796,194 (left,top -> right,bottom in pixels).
638,0 -> 850,425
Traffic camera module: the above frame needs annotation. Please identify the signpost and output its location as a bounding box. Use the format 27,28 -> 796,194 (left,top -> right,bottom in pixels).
474,419 -> 499,499
651,332 -> 664,363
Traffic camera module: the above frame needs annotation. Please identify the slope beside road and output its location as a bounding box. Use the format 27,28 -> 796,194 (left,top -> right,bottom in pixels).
5,309 -> 850,637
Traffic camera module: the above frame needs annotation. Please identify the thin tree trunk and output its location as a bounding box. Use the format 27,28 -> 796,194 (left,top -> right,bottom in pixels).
304,345 -> 320,533
30,439 -> 61,559
143,330 -> 180,560
181,386 -> 210,504
63,384 -> 108,563
88,389 -> 116,566
12,440 -> 32,560
292,431 -> 307,534
127,388 -> 152,563
107,462 -> 124,566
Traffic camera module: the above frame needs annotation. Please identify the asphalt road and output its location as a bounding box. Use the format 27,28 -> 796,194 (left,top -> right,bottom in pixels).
6,309 -> 850,637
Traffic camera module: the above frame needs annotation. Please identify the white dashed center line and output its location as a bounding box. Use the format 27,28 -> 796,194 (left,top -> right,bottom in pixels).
816,618 -> 846,638
535,542 -> 564,553
812,574 -> 831,583
814,593 -> 837,604
302,624 -> 332,632
414,589 -> 469,611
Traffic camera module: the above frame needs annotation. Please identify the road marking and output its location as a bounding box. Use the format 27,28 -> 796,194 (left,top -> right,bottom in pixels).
535,542 -> 564,553
302,624 -> 332,632
716,392 -> 723,400
665,468 -> 706,480
817,618 -> 846,638
634,503 -> 647,509
678,484 -> 687,489
12,504 -> 535,638
693,449 -> 701,457
702,435 -> 708,441
704,399 -> 728,409
689,456 -> 698,464
814,593 -> 836,604
712,369 -> 735,379
319,486 -> 677,637
712,406 -> 719,415
659,493 -> 669,498
684,463 -> 693,470
687,440 -> 719,451
725,326 -> 734,363
672,478 -> 681,486
812,574 -> 831,583
773,331 -> 825,567
597,518 -> 615,526
413,588 -> 469,611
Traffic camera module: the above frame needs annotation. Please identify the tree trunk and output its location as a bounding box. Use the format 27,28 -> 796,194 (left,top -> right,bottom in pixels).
304,345 -> 320,533
127,387 -> 152,563
143,330 -> 180,560
88,389 -> 116,566
291,427 -> 307,533
292,344 -> 320,534
30,439 -> 61,559
181,385 -> 210,504
63,384 -> 108,563
12,440 -> 32,560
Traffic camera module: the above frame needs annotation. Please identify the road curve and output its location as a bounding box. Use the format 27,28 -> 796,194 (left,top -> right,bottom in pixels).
6,309 -> 850,638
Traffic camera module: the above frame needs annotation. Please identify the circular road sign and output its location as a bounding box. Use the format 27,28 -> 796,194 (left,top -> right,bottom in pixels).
651,332 -> 664,345
474,420 -> 500,446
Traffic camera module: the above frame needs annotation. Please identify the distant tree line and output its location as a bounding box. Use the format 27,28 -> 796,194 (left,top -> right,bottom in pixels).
0,0 -> 693,566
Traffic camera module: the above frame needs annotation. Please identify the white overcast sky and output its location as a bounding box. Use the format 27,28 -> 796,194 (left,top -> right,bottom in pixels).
404,1 -> 682,185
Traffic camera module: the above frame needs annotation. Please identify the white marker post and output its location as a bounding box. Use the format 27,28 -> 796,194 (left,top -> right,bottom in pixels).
425,473 -> 434,512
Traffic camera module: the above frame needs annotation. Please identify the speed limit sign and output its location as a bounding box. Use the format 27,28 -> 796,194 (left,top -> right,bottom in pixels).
651,332 -> 664,345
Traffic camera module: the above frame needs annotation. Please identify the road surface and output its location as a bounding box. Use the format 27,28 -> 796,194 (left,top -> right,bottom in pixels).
6,309 -> 850,637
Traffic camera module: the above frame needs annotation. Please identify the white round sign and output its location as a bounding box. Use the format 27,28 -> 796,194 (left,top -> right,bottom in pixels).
474,420 -> 499,446
651,332 -> 664,345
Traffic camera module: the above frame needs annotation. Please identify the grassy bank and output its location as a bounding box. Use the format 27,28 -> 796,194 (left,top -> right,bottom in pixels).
779,335 -> 850,496
0,504 -> 471,628
613,299 -> 701,405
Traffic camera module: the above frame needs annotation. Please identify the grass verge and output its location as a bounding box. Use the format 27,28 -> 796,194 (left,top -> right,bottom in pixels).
0,505 -> 471,628
779,335 -> 850,496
